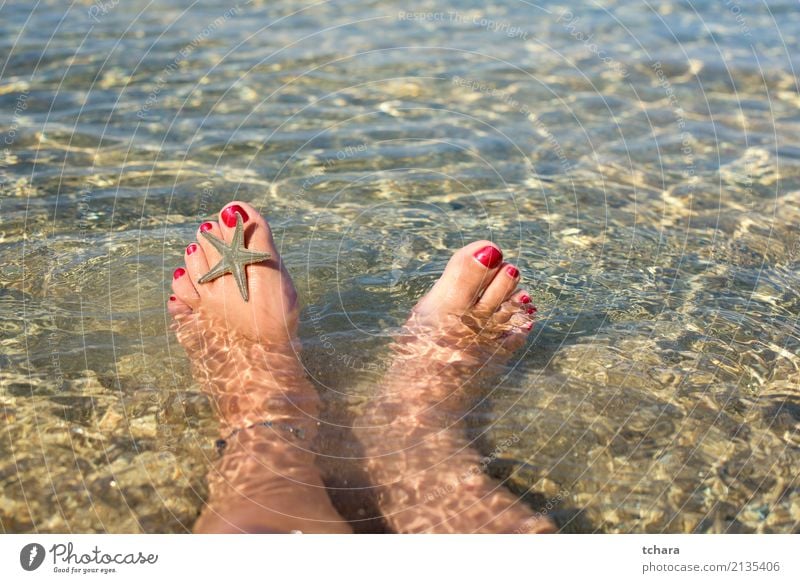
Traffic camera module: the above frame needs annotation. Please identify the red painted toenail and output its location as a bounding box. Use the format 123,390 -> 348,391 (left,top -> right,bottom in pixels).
186,243 -> 198,255
524,322 -> 533,331
506,266 -> 519,278
520,294 -> 531,304
526,307 -> 536,314
473,245 -> 503,269
200,222 -> 213,232
169,295 -> 176,302
173,267 -> 186,280
221,204 -> 248,228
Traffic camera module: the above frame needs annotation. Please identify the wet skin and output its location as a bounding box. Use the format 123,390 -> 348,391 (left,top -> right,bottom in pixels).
169,202 -> 554,533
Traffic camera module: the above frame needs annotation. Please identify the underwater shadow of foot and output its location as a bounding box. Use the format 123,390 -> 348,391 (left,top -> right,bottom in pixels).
314,417 -> 391,533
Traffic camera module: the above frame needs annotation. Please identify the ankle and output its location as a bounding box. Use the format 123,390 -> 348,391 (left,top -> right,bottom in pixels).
187,341 -> 318,431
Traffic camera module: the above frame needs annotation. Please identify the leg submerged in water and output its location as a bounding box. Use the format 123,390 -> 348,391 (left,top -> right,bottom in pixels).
169,202 -> 350,533
356,241 -> 555,533
169,205 -> 552,533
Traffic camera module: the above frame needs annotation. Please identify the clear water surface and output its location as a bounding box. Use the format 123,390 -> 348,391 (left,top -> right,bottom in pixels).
1,0 -> 799,533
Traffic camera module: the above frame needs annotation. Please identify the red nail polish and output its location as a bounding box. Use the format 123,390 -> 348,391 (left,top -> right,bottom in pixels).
186,243 -> 198,255
169,295 -> 176,302
526,306 -> 537,314
520,294 -> 531,304
221,204 -> 248,228
173,267 -> 186,280
473,245 -> 503,269
200,222 -> 213,232
524,322 -> 533,331
506,265 -> 519,278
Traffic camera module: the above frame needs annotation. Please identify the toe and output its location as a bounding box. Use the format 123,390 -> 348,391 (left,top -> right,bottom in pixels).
171,266 -> 200,307
500,299 -> 536,350
167,294 -> 192,317
197,220 -> 224,266
219,202 -> 252,233
493,288 -> 527,324
217,201 -> 276,256
511,290 -> 532,306
501,326 -> 530,352
416,240 -> 505,318
475,263 -> 520,314
506,300 -> 537,330
493,290 -> 534,322
184,241 -> 210,290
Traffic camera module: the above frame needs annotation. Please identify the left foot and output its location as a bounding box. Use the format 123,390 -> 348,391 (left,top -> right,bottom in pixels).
168,202 -> 349,533
169,201 -> 306,430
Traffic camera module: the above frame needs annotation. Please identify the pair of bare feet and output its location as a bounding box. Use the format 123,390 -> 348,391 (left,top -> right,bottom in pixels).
168,201 -> 554,534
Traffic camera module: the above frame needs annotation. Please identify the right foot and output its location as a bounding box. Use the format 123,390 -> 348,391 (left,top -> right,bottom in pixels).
358,241 -> 553,533
385,240 -> 539,418
409,239 -> 537,365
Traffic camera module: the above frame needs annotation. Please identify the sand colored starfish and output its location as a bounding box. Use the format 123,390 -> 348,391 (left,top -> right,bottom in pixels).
197,213 -> 271,302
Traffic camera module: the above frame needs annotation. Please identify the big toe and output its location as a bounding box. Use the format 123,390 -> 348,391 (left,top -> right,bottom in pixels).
216,201 -> 297,313
414,240 -> 504,320
217,201 -> 275,258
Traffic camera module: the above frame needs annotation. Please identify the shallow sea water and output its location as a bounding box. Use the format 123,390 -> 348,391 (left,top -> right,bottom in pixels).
1,0 -> 799,533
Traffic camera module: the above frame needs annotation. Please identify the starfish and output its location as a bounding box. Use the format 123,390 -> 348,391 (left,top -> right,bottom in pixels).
197,213 -> 271,302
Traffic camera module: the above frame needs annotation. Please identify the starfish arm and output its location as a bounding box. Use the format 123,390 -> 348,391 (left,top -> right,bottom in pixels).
199,230 -> 229,254
231,213 -> 245,250
232,261 -> 249,302
240,249 -> 272,266
197,259 -> 231,284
